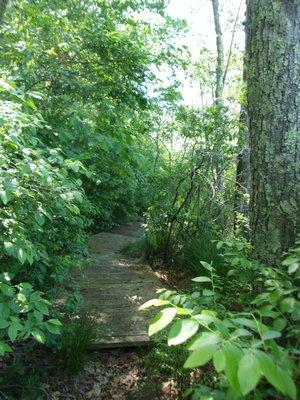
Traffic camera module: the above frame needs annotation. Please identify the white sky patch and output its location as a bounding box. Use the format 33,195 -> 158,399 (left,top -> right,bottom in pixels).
163,0 -> 246,106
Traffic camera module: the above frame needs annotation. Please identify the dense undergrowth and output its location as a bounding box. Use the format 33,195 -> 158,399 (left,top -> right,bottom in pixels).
0,0 -> 299,399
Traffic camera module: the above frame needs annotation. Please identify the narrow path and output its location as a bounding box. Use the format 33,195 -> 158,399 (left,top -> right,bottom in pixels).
74,222 -> 161,348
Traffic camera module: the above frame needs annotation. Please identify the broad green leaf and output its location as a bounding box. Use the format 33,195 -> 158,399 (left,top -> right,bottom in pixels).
139,298 -> 170,310
0,283 -> 14,297
213,348 -> 226,372
200,261 -> 213,271
188,331 -> 220,351
148,308 -> 176,336
35,210 -> 45,226
175,307 -> 193,315
18,248 -> 27,265
193,314 -> 215,327
168,319 -> 199,346
279,367 -> 297,400
32,330 -> 45,344
8,322 -> 20,341
191,276 -> 211,283
261,330 -> 281,341
0,319 -> 10,329
258,352 -> 286,395
184,343 -> 217,369
0,190 -> 8,204
3,242 -> 14,256
280,297 -> 295,313
238,351 -> 261,395
45,319 -> 62,335
35,301 -> 49,315
273,318 -> 287,331
223,343 -> 242,394
34,310 -> 43,323
0,341 -> 12,356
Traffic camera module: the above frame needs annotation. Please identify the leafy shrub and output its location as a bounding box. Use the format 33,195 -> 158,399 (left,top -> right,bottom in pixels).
0,273 -> 61,357
140,240 -> 300,399
0,80 -> 91,287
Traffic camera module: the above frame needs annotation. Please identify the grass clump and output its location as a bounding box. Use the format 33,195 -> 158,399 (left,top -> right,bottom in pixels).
59,312 -> 95,376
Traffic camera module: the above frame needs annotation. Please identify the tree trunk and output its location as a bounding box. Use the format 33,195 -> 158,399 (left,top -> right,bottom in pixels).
246,0 -> 300,264
0,0 -> 9,25
211,0 -> 225,101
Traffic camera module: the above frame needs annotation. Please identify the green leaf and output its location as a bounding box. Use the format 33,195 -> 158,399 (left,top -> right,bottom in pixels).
261,330 -> 281,341
213,348 -> 226,372
0,190 -> 8,205
0,283 -> 14,297
258,352 -> 286,396
35,210 -> 45,226
3,242 -> 14,256
148,308 -> 176,336
34,310 -> 43,323
279,368 -> 297,400
0,318 -> 10,329
17,248 -> 27,264
238,351 -> 261,395
280,297 -> 295,313
188,332 -> 220,351
139,298 -> 170,310
223,343 -> 242,394
191,276 -> 212,283
32,330 -> 45,344
45,319 -> 62,335
35,301 -> 49,315
8,322 -> 20,341
0,341 -> 12,356
168,319 -> 199,346
258,353 -> 297,399
200,261 -> 213,271
184,343 -> 217,369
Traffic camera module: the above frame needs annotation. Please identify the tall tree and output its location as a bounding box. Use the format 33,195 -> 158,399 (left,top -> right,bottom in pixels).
246,0 -> 300,264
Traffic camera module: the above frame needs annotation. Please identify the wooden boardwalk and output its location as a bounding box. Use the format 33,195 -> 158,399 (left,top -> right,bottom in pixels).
74,223 -> 161,349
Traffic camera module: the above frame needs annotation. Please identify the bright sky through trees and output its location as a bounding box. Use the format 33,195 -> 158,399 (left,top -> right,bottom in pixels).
166,0 -> 245,105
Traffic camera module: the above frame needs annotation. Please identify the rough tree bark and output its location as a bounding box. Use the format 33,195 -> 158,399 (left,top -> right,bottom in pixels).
246,0 -> 300,264
0,0 -> 9,25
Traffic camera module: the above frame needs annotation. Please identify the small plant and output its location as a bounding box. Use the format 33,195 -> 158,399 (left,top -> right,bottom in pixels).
58,312 -> 95,375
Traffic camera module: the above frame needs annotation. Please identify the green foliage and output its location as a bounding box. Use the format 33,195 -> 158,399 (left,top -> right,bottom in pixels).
141,240 -> 300,399
0,0 -> 184,365
0,80 -> 91,286
0,273 -> 61,356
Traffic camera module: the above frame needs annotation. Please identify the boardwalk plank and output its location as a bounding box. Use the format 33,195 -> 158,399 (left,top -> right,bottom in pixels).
75,222 -> 162,348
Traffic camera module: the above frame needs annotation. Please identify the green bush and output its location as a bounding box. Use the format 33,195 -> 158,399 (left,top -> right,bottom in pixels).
141,239 -> 300,399
0,273 -> 61,357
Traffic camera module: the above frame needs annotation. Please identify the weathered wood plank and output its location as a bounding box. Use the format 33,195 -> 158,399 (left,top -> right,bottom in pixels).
74,223 -> 162,349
